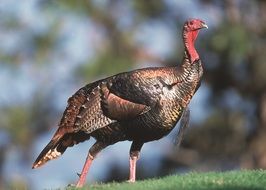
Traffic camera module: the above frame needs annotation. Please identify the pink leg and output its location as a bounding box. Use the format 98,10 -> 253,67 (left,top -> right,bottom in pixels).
128,151 -> 139,182
127,141 -> 143,182
76,141 -> 106,188
76,153 -> 94,187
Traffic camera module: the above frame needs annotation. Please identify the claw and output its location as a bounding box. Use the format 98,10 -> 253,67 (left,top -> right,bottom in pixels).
127,179 -> 135,183
67,183 -> 76,187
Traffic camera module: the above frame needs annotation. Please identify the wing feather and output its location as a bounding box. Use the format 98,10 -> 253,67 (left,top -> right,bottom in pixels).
100,82 -> 150,120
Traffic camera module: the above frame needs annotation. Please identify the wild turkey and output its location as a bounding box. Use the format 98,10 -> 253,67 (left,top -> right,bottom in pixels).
32,18 -> 207,187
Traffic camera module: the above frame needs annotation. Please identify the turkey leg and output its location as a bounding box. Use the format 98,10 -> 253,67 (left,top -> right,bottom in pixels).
76,141 -> 107,187
128,141 -> 144,182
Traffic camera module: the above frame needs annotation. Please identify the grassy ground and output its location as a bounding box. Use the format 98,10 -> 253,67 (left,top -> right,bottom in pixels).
68,170 -> 266,190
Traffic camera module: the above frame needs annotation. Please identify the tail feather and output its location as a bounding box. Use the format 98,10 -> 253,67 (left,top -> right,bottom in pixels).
32,138 -> 62,169
32,131 -> 91,169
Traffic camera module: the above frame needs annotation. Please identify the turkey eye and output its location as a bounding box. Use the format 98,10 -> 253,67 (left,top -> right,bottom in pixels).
189,21 -> 193,25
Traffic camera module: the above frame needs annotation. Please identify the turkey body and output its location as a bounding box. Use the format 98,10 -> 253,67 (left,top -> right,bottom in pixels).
32,18 -> 207,187
91,60 -> 203,144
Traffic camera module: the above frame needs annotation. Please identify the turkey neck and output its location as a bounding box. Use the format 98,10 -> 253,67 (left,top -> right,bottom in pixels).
183,29 -> 199,63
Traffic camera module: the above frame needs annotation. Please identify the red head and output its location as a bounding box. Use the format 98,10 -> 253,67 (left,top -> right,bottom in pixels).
183,19 -> 208,32
183,19 -> 208,63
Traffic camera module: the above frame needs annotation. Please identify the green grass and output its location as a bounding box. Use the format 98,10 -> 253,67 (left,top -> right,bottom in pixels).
69,170 -> 266,190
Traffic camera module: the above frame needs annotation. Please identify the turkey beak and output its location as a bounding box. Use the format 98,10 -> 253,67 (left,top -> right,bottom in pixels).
201,23 -> 208,29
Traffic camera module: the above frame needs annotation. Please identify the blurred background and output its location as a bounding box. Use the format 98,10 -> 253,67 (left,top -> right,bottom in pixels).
1,0 -> 266,189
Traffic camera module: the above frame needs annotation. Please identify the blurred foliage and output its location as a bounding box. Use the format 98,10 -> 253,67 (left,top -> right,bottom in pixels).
77,52 -> 134,81
132,0 -> 167,18
1,0 -> 266,189
2,106 -> 32,145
